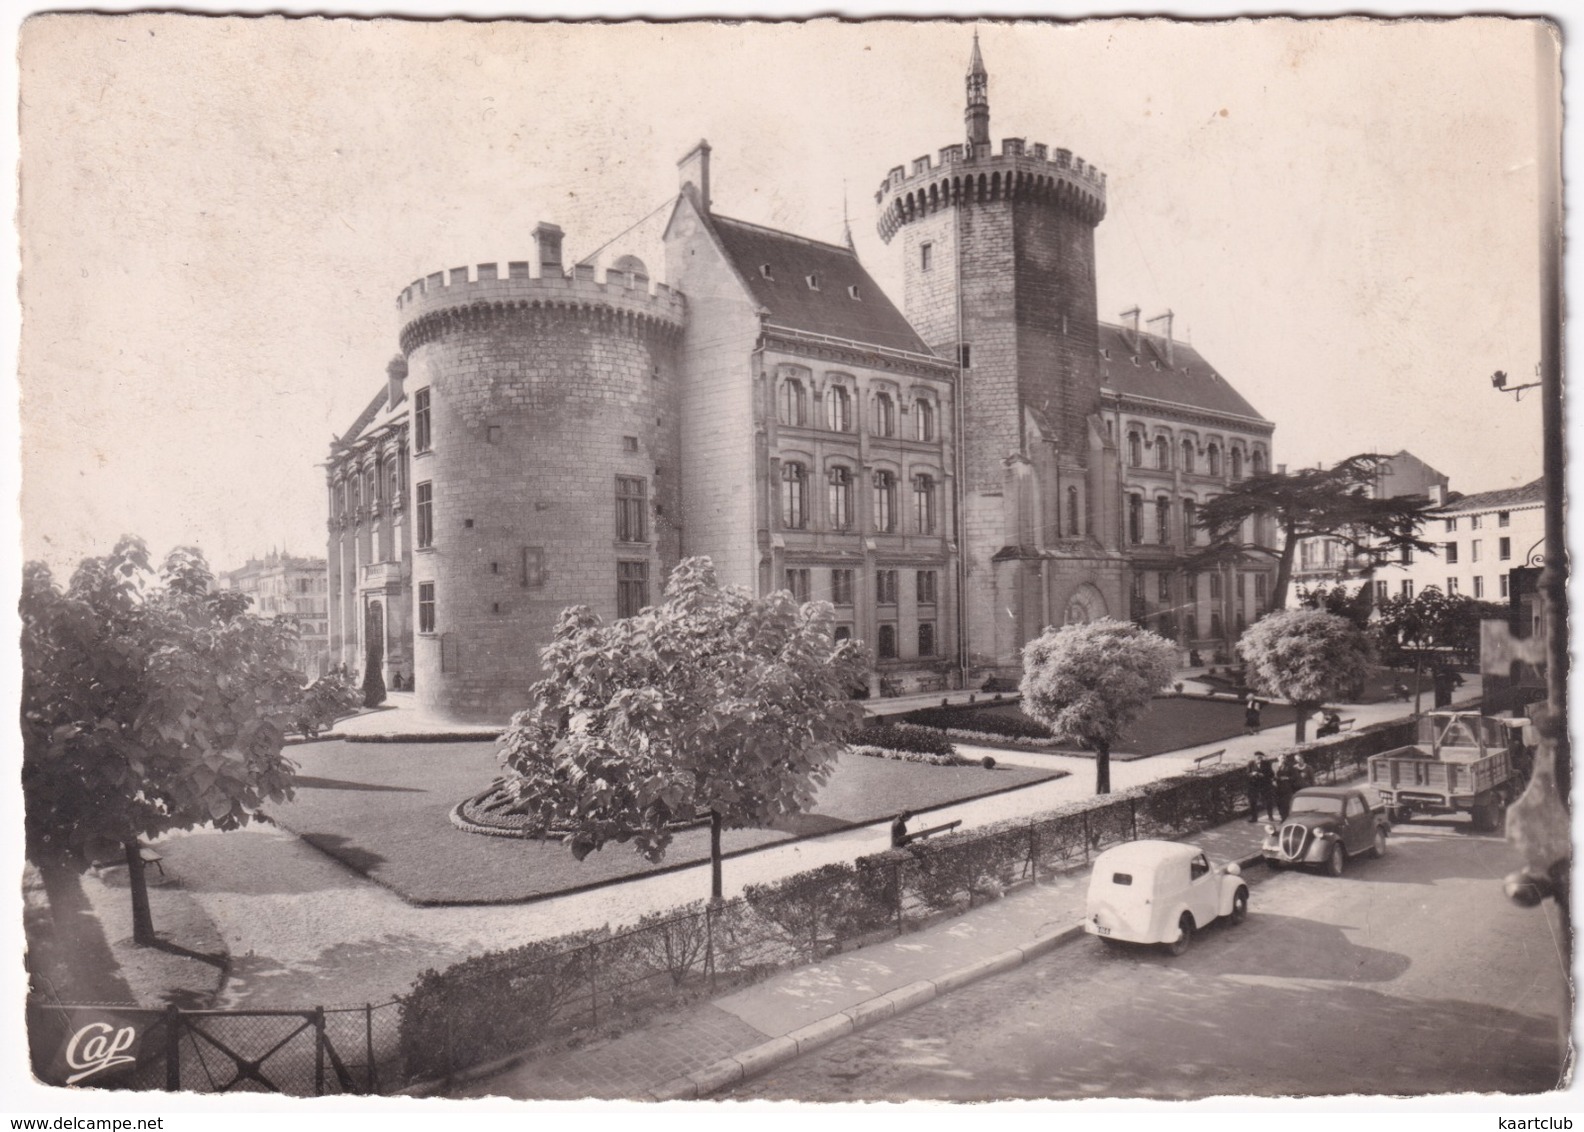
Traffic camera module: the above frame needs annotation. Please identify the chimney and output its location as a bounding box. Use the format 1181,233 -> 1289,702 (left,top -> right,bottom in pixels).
532,223 -> 564,274
1120,306 -> 1141,351
1146,309 -> 1175,367
678,140 -> 712,213
386,355 -> 408,406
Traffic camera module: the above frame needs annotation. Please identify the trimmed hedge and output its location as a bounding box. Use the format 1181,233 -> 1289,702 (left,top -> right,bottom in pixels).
849,744 -> 968,767
899,706 -> 1053,741
852,721 -> 958,757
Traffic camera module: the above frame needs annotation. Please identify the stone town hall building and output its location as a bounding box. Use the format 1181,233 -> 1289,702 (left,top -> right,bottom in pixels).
326,40 -> 1277,722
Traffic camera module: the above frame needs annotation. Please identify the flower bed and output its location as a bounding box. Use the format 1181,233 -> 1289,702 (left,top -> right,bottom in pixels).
849,744 -> 970,768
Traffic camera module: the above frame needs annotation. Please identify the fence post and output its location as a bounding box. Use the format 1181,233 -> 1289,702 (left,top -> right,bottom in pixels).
313,1006 -> 326,1096
1129,798 -> 1138,841
364,1003 -> 375,1095
1082,811 -> 1090,862
893,860 -> 903,935
810,888 -> 820,961
443,987 -> 454,1080
964,849 -> 975,909
165,1004 -> 181,1092
588,943 -> 599,1030
1027,822 -> 1038,881
705,903 -> 716,992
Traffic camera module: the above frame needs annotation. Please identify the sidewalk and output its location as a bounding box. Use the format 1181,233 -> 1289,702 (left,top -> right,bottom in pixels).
452,812 -> 1276,1101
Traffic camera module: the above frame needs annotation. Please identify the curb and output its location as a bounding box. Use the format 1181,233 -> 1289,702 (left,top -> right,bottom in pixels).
649,849 -> 1269,1101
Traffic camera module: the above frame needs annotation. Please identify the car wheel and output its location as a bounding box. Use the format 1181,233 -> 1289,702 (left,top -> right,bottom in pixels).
1370,827 -> 1387,859
1166,913 -> 1194,957
1230,887 -> 1249,925
1325,843 -> 1346,877
1472,804 -> 1503,833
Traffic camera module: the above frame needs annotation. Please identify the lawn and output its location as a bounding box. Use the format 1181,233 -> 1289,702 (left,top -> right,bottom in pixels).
933,695 -> 1299,759
266,740 -> 1063,905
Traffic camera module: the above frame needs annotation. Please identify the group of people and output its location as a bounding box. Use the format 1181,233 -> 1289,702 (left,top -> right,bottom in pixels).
1245,751 -> 1314,822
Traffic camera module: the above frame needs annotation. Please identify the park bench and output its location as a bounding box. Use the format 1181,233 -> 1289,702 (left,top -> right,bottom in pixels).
90,845 -> 164,877
1339,718 -> 1356,732
1190,748 -> 1228,775
896,818 -> 962,848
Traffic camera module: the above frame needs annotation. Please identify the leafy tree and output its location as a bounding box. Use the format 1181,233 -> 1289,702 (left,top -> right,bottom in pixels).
1238,608 -> 1376,742
1019,618 -> 1177,795
495,557 -> 867,901
21,537 -> 305,944
1296,581 -> 1375,631
1194,453 -> 1439,612
1373,588 -> 1502,713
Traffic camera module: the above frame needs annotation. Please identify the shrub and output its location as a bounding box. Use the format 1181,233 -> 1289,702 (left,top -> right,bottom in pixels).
849,745 -> 967,767
852,721 -> 957,758
362,663 -> 387,709
293,665 -> 361,737
981,755 -> 996,769
900,706 -> 1052,741
743,862 -> 896,960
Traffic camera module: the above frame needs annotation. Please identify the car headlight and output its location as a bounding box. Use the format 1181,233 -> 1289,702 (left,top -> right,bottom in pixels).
1313,828 -> 1332,839
1263,824 -> 1277,835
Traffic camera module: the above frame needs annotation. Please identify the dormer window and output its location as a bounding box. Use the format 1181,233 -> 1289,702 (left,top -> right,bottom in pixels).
847,285 -> 861,300
806,274 -> 820,291
759,264 -> 774,280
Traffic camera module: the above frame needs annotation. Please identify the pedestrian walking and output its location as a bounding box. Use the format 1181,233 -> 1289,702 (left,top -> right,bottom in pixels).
1244,696 -> 1263,735
1249,752 -> 1278,821
1293,753 -> 1315,789
1274,753 -> 1301,819
1245,757 -> 1264,821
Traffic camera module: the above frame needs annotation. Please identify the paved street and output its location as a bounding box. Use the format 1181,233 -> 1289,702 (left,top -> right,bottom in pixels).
730,820 -> 1569,1101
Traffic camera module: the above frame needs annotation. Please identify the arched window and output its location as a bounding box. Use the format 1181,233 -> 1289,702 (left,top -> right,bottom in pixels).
1157,496 -> 1172,545
780,462 -> 808,529
1251,449 -> 1267,475
916,399 -> 936,442
1128,494 -> 1143,544
828,466 -> 854,531
1156,437 -> 1171,471
913,473 -> 936,534
873,470 -> 897,532
1181,440 -> 1196,474
827,385 -> 852,432
873,392 -> 895,437
1128,431 -> 1143,467
1208,443 -> 1222,477
1182,498 -> 1198,546
779,378 -> 806,427
878,623 -> 897,659
1066,486 -> 1080,536
1231,447 -> 1244,480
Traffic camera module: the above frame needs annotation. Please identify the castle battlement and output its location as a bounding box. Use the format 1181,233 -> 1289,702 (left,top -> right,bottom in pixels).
875,137 -> 1106,242
395,260 -> 687,351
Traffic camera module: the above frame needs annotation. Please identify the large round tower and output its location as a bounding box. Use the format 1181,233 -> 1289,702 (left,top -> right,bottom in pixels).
876,35 -> 1121,677
396,224 -> 686,721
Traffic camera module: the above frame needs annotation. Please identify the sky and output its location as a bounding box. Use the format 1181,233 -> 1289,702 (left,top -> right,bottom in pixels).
16,14 -> 1553,576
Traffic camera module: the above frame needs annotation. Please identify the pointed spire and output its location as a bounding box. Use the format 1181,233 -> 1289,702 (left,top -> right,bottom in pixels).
965,30 -> 990,150
842,182 -> 854,251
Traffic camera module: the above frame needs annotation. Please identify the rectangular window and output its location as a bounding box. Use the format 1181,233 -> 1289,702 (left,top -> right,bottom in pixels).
617,560 -> 649,619
785,567 -> 810,604
1236,574 -> 1246,600
1402,580 -> 1414,599
1375,580 -> 1389,603
418,582 -> 435,633
1158,572 -> 1170,601
1255,573 -> 1269,608
1402,546 -> 1414,565
1445,542 -> 1458,564
876,569 -> 898,605
1445,517 -> 1457,532
1474,576 -> 1485,598
616,476 -> 647,542
958,343 -> 971,368
1447,577 -> 1459,596
920,243 -> 933,272
414,389 -> 432,453
1500,537 -> 1511,560
1470,515 -> 1482,530
831,568 -> 854,606
917,569 -> 937,605
1499,511 -> 1511,527
1209,572 -> 1223,600
1501,574 -> 1510,598
1185,572 -> 1198,601
1471,539 -> 1481,563
918,622 -> 936,657
416,481 -> 434,548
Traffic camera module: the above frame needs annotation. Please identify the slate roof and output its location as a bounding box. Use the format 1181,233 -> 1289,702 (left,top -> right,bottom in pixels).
710,215 -> 934,355
1443,477 -> 1546,513
1098,322 -> 1268,424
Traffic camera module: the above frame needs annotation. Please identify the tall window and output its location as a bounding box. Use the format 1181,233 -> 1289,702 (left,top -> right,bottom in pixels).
1470,514 -> 1483,530
416,481 -> 434,548
1066,487 -> 1080,536
1500,537 -> 1512,560
1445,518 -> 1459,532
1445,542 -> 1459,565
1185,572 -> 1198,600
1181,439 -> 1196,473
827,385 -> 852,432
1182,499 -> 1198,545
873,392 -> 895,437
1156,496 -> 1171,545
920,243 -> 933,271
1498,511 -> 1511,527
1208,443 -> 1222,477
876,569 -> 898,605
414,389 -> 432,453
1500,575 -> 1510,598
917,570 -> 938,605
828,466 -> 854,531
873,470 -> 897,533
779,378 -> 807,427
1402,545 -> 1414,565
1255,573 -> 1269,611
1474,576 -> 1485,598
785,568 -> 810,604
1230,447 -> 1244,479
781,463 -> 808,529
1375,580 -> 1388,603
1127,432 -> 1143,467
1471,539 -> 1482,562
918,622 -> 936,657
1210,611 -> 1224,638
916,399 -> 936,441
1128,494 -> 1143,544
1402,579 -> 1414,598
418,582 -> 435,633
831,568 -> 854,606
1251,449 -> 1266,475
1158,572 -> 1171,601
1236,574 -> 1246,601
1447,577 -> 1459,596
616,476 -> 647,542
617,560 -> 649,618
1156,438 -> 1170,471
913,474 -> 937,534
1185,613 -> 1199,639
878,623 -> 898,659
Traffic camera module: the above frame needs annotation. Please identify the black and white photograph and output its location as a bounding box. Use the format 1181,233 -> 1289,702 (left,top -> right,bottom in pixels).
8,9 -> 1573,1117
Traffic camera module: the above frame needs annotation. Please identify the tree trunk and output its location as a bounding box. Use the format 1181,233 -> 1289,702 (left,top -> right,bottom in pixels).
1413,652 -> 1425,716
1095,742 -> 1112,795
1271,532 -> 1300,613
124,839 -> 156,945
709,810 -> 723,902
1295,703 -> 1311,744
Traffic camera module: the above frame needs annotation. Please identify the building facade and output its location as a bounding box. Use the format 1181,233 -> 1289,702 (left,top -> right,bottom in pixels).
328,40 -> 1277,720
220,552 -> 331,677
1371,478 -> 1546,606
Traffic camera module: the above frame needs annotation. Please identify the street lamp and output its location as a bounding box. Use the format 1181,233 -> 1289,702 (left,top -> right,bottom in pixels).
1489,367 -> 1542,401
